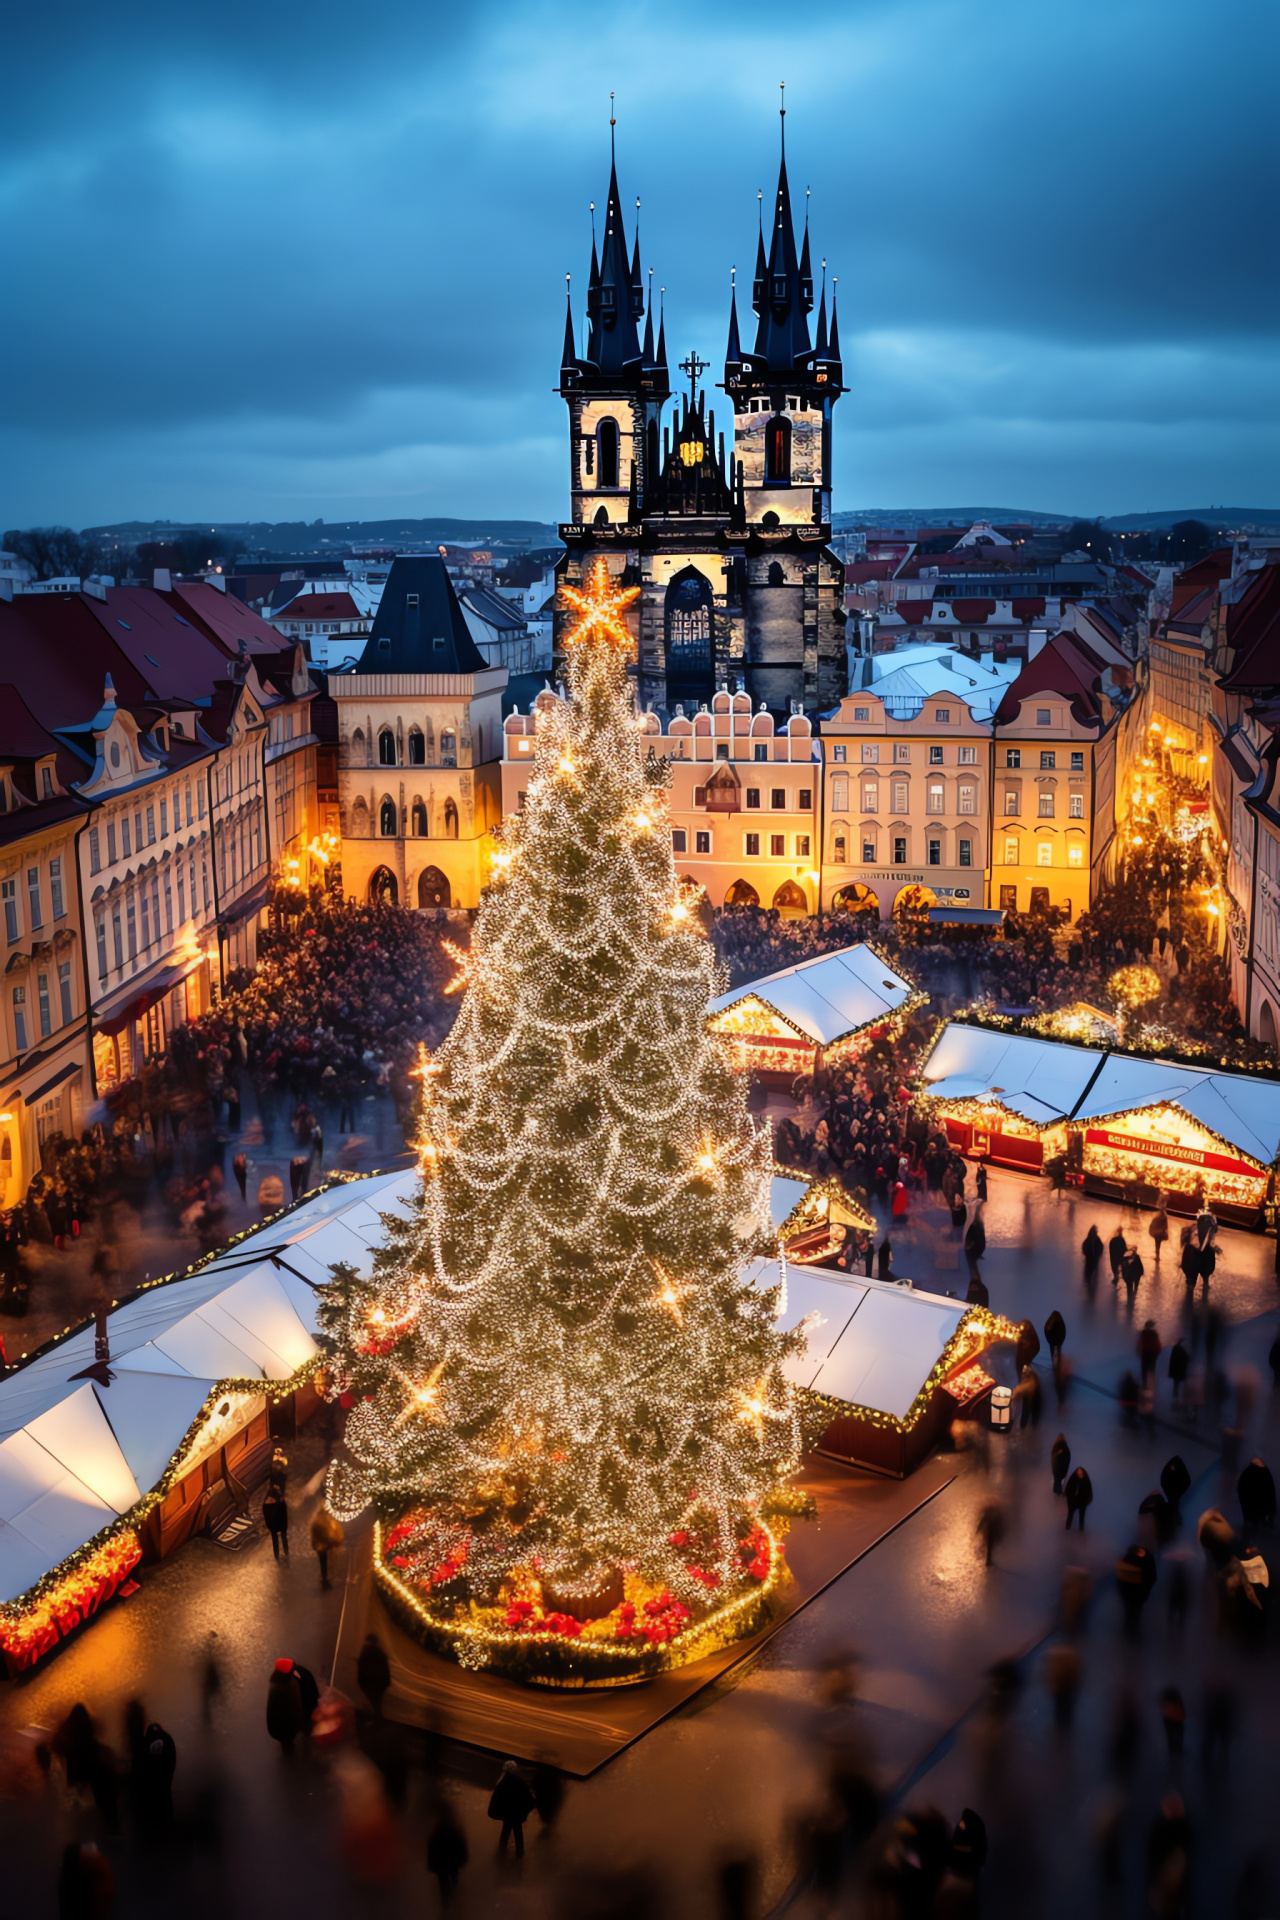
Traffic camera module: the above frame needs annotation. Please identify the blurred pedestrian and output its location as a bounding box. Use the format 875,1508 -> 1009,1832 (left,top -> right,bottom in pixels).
426,1806 -> 469,1906
232,1152 -> 247,1200
1109,1225 -> 1127,1282
1043,1309 -> 1066,1362
1065,1466 -> 1093,1530
1180,1236 -> 1201,1287
1053,1350 -> 1074,1408
1051,1433 -> 1071,1493
1149,1204 -> 1169,1261
1198,1240 -> 1217,1287
1237,1456 -> 1276,1530
976,1499 -> 1006,1566
1168,1338 -> 1189,1401
266,1658 -> 303,1753
1121,1247 -> 1144,1298
356,1633 -> 391,1716
1014,1363 -> 1042,1429
1160,1455 -> 1191,1520
310,1506 -> 344,1588
532,1760 -> 565,1829
1014,1319 -> 1041,1374
877,1236 -> 893,1282
1268,1333 -> 1280,1388
267,1445 -> 289,1492
1119,1369 -> 1140,1425
1160,1687 -> 1186,1756
1082,1223 -> 1103,1285
56,1842 -> 114,1920
1116,1544 -> 1157,1634
1196,1206 -> 1218,1248
1147,1791 -> 1190,1917
289,1154 -> 310,1201
263,1485 -> 288,1559
199,1632 -> 222,1724
975,1163 -> 988,1201
965,1271 -> 989,1307
136,1722 -> 176,1838
1043,1643 -> 1082,1730
1138,1320 -> 1162,1384
488,1758 -> 535,1857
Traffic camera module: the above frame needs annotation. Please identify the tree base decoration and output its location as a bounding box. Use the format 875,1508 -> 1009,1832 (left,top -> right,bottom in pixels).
371,1515 -> 789,1688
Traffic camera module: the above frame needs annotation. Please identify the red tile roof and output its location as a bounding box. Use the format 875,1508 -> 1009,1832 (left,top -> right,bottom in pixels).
270,593 -> 365,624
78,588 -> 233,703
995,632 -> 1102,727
166,583 -> 287,659
1219,565 -> 1280,691
949,599 -> 996,623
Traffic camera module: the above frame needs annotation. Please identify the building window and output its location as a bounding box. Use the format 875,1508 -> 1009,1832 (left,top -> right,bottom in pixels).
892,780 -> 909,814
1037,709 -> 1052,726
126,893 -> 137,959
1037,841 -> 1052,866
146,806 -> 156,845
716,744 -> 729,761
1068,843 -> 1083,867
929,745 -> 944,765
770,788 -> 786,809
1004,836 -> 1018,864
745,833 -> 760,856
37,972 -> 51,1039
958,784 -> 976,814
832,744 -> 847,763
861,743 -> 880,763
379,729 -> 396,766
959,745 -> 977,764
893,837 -> 907,865
764,414 -> 791,483
672,829 -> 688,853
927,839 -> 941,866
41,766 -> 53,798
598,416 -> 620,488
894,744 -> 911,763
853,708 -> 869,722
831,777 -> 848,812
1071,751 -> 1084,771
1031,886 -> 1050,911
745,789 -> 760,809
798,788 -> 811,809
106,824 -> 117,865
695,830 -> 711,854
12,986 -> 27,1052
862,838 -> 875,862
927,783 -> 944,814
1004,790 -> 1020,815
89,829 -> 101,874
770,834 -> 785,856
409,731 -> 426,766
380,799 -> 398,836
754,743 -> 768,761
440,731 -> 457,767
122,817 -> 131,855
3,880 -> 18,943
959,839 -> 972,867
186,787 -> 193,825
1005,749 -> 1021,768
1040,751 -> 1056,770
862,781 -> 878,812
95,916 -> 107,979
160,798 -> 169,836
1000,885 -> 1017,911
1069,793 -> 1084,818
796,835 -> 811,858
934,709 -> 951,724
27,869 -> 42,930
1038,792 -> 1055,817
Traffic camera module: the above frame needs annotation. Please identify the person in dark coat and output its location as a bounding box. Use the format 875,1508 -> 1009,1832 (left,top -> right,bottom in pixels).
1108,1227 -> 1127,1282
266,1659 -> 303,1752
1180,1236 -> 1201,1287
975,1164 -> 988,1202
877,1237 -> 893,1282
963,1218 -> 986,1279
285,1659 -> 319,1728
1014,1320 -> 1041,1375
356,1633 -> 392,1715
137,1723 -> 177,1837
488,1758 -> 536,1856
948,1807 -> 987,1882
861,1233 -> 874,1278
1050,1433 -> 1071,1494
965,1272 -> 989,1308
57,1843 -> 115,1920
1168,1338 -> 1190,1400
531,1760 -> 565,1829
262,1487 -> 289,1560
1120,1248 -> 1144,1297
1043,1310 -> 1066,1362
1198,1241 -> 1217,1286
1116,1544 -> 1157,1633
1238,1456 -> 1277,1530
232,1152 -> 248,1200
1160,1455 -> 1191,1520
1065,1466 -> 1093,1530
1137,1320 -> 1161,1383
1082,1225 -> 1103,1283
427,1806 -> 469,1905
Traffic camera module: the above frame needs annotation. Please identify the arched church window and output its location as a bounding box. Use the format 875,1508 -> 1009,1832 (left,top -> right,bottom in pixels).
408,728 -> 425,766
767,562 -> 785,587
665,570 -> 713,669
380,797 -> 398,837
765,414 -> 791,484
443,798 -> 459,839
411,798 -> 428,837
352,728 -> 366,764
598,417 -> 620,489
378,728 -> 396,766
440,730 -> 457,768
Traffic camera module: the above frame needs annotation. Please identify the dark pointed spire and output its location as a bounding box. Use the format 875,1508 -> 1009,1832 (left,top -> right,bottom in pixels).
561,274 -> 578,372
814,258 -> 827,355
828,276 -> 841,361
799,207 -> 813,306
751,90 -> 812,370
725,266 -> 742,364
752,191 -> 766,305
642,269 -> 655,363
586,111 -> 643,371
630,198 -> 642,292
656,286 -> 667,369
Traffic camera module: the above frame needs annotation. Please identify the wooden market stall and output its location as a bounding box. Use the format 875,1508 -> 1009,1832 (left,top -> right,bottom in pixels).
708,943 -> 923,1082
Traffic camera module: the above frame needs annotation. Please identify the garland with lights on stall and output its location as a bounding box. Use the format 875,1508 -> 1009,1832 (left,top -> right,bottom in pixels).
319,558 -> 806,1687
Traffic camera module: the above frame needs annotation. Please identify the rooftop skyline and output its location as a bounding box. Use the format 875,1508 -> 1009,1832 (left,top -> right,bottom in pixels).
2,0 -> 1276,530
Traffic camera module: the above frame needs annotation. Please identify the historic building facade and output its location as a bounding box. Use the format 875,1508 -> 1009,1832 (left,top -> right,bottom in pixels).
333,557 -> 506,911
554,118 -> 846,717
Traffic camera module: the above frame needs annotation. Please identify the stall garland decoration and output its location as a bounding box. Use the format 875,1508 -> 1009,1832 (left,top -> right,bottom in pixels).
800,1304 -> 1019,1441
945,1007 -> 1280,1081
0,1168 -> 371,1633
775,1174 -> 876,1247
707,945 -> 926,1063
319,556 -> 806,1649
0,1532 -> 142,1666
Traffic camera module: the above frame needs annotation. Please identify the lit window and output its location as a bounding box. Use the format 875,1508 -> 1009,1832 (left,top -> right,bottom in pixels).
770,834 -> 785,856
862,838 -> 875,862
1004,836 -> 1018,864
795,835 -> 810,857
1069,793 -> 1084,818
1038,792 -> 1055,817
862,782 -> 879,812
959,839 -> 972,867
745,833 -> 760,856
927,784 -> 945,814
861,743 -> 880,763
929,746 -> 944,765
831,777 -> 849,812
1068,844 -> 1083,867
1040,751 -> 1056,769
1037,842 -> 1052,866
958,784 -> 976,814
695,831 -> 711,854
832,744 -> 847,763
1004,790 -> 1020,815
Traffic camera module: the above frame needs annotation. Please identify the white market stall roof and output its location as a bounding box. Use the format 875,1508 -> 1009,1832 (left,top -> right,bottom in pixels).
776,1265 -> 968,1420
0,1169 -> 417,1609
708,943 -> 920,1048
922,1023 -> 1280,1166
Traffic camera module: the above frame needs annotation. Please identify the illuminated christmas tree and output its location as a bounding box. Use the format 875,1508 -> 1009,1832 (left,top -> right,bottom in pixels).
321,559 -> 800,1652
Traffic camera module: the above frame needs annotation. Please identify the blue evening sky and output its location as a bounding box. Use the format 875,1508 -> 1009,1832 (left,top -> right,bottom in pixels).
1,0 -> 1276,528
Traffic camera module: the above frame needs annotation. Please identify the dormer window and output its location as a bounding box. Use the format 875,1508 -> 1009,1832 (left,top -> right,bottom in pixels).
110,743 -> 121,768
406,594 -> 419,608
41,767 -> 53,798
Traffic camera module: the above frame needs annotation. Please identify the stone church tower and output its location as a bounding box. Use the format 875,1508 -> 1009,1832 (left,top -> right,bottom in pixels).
554,111 -> 846,715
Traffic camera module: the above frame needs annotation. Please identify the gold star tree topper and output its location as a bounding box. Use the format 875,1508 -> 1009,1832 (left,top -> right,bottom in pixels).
561,556 -> 640,653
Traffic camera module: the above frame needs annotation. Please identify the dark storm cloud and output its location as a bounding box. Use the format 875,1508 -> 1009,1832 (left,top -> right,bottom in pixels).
2,0 -> 1277,524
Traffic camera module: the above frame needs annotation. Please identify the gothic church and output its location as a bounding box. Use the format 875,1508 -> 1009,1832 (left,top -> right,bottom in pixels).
555,113 -> 846,715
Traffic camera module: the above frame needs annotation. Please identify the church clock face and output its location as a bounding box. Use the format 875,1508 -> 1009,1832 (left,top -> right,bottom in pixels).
679,438 -> 705,467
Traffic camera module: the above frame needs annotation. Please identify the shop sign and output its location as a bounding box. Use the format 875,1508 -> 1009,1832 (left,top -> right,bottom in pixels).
1083,1126 -> 1259,1181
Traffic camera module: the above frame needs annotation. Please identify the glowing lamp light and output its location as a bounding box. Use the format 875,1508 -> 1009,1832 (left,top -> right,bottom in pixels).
670,901 -> 689,922
558,755 -> 576,775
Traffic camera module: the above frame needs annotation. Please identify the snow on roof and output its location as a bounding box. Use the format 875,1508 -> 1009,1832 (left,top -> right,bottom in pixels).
708,943 -> 919,1047
923,1024 -> 1280,1165
0,1169 -> 416,1608
776,1265 -> 967,1419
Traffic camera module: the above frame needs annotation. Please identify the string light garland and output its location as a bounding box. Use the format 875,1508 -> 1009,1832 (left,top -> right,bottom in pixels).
319,557 -> 806,1675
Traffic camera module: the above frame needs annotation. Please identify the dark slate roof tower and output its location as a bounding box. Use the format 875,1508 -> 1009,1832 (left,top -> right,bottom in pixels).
355,557 -> 486,674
